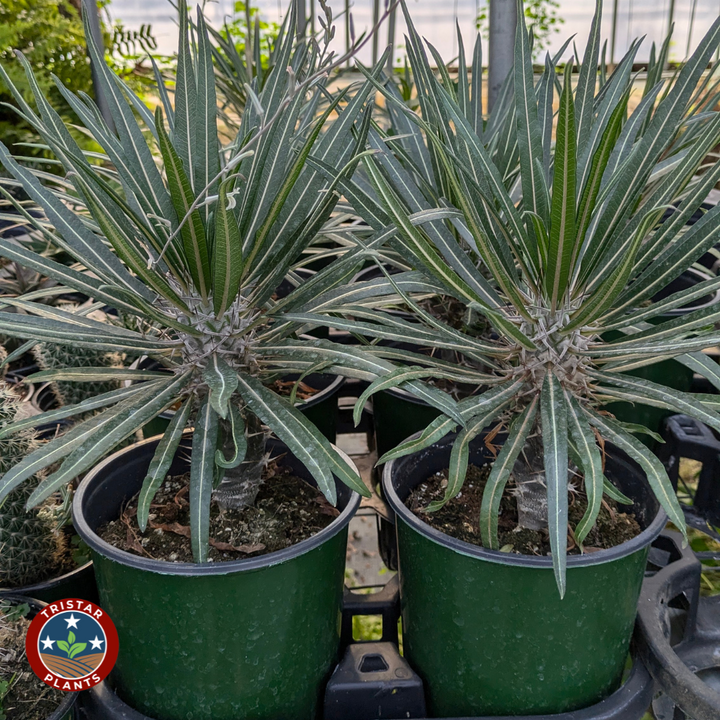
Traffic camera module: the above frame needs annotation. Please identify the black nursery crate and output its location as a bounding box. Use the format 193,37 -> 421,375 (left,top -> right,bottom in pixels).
328,575 -> 656,720
657,414 -> 720,538
637,533 -> 720,720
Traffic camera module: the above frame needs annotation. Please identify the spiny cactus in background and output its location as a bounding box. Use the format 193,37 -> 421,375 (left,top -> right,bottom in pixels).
32,342 -> 123,407
0,383 -> 63,588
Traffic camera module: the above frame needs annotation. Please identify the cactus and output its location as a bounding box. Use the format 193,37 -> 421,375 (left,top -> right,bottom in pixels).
32,341 -> 123,407
0,383 -> 63,588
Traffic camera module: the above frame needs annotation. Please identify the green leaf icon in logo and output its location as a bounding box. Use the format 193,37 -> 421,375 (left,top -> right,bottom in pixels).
56,631 -> 86,659
69,642 -> 87,659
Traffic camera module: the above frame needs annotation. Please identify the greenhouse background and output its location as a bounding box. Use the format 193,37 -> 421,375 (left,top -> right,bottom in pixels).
109,0 -> 720,63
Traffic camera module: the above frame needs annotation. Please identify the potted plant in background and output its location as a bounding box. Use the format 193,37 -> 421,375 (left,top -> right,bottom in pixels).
0,596 -> 77,720
0,0 -> 460,716
0,384 -> 70,595
288,0 -> 720,715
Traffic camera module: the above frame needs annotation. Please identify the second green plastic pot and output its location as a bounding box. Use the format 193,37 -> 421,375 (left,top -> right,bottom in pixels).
382,431 -> 665,717
372,386 -> 443,460
72,434 -> 360,720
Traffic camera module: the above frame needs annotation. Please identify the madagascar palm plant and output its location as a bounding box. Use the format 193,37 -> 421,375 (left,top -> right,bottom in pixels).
0,1 -> 461,562
286,0 -> 720,593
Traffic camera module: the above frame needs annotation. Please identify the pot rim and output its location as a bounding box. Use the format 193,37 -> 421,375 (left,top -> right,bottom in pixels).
0,561 -> 94,598
73,433 -> 361,577
0,593 -> 79,719
382,431 -> 667,569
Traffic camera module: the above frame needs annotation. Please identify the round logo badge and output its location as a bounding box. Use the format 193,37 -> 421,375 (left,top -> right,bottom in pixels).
25,598 -> 118,692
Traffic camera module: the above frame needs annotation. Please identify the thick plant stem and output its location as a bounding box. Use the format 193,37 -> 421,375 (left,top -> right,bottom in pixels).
213,413 -> 266,510
512,433 -> 548,531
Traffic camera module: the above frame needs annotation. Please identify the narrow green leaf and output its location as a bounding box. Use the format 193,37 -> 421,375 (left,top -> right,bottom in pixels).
602,478 -> 633,505
26,368 -> 168,384
0,237 -> 142,316
677,353 -> 720,392
194,9 -> 220,215
565,397 -> 604,545
574,90 -> 627,251
156,107 -> 211,300
215,405 -> 247,469
377,414 -> 459,465
565,209 -> 664,332
0,144 -> 151,298
212,178 -> 243,317
589,368 -> 720,435
190,398 -> 219,562
600,275 -> 720,332
0,405 -> 130,504
541,372 -> 569,597
584,406 -> 685,535
514,0 -> 549,225
73,174 -> 189,309
203,355 -> 239,420
479,398 -> 539,548
137,399 -> 192,531
574,0 -> 602,158
469,302 -> 538,351
0,312 -> 177,354
352,367 -> 449,427
26,374 -> 192,507
546,63 -> 577,310
427,400 -> 516,514
236,373 -> 369,501
174,0 -> 198,185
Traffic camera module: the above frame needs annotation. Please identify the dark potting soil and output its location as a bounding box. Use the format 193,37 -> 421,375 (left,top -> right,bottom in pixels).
97,464 -> 340,563
407,464 -> 641,555
0,603 -> 65,720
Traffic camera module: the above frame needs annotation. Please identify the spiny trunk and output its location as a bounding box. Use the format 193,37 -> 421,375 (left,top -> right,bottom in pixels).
512,433 -> 548,531
213,413 -> 266,510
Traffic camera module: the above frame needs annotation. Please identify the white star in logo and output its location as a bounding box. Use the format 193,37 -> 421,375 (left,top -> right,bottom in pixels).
89,636 -> 104,651
41,636 -> 55,650
64,614 -> 80,629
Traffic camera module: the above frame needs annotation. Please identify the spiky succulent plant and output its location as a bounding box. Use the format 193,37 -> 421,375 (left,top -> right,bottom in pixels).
32,338 -> 123,407
0,1 -> 457,562
0,383 -> 62,588
289,0 -> 720,593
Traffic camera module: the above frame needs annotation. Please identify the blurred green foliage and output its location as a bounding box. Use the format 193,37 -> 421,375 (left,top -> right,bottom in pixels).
0,0 -> 160,160
221,1 -> 280,65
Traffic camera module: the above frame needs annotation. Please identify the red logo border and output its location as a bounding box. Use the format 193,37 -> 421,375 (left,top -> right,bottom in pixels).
25,598 -> 118,692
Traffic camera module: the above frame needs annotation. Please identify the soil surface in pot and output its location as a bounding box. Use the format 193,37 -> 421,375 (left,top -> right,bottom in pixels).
272,378 -> 320,401
0,602 -> 64,720
406,464 -> 641,555
98,462 -> 340,563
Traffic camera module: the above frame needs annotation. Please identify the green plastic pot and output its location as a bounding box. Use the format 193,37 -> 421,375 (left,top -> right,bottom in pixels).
72,434 -> 360,720
1,593 -> 78,719
382,431 -> 665,717
141,373 -> 343,443
373,387 -> 443,460
605,268 -> 720,443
